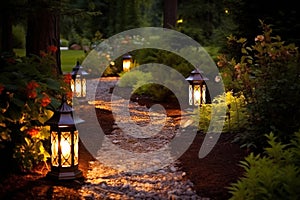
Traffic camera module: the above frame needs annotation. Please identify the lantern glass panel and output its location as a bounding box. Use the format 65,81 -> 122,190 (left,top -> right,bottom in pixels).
189,85 -> 193,105
51,131 -> 59,167
194,85 -> 201,105
123,59 -> 131,72
70,79 -> 75,93
61,132 -> 72,167
74,130 -> 79,165
202,85 -> 206,104
82,78 -> 86,97
75,76 -> 82,97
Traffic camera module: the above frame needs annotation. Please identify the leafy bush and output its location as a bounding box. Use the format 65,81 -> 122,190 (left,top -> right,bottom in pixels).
81,38 -> 91,49
118,66 -> 185,102
134,48 -> 194,78
0,46 -> 71,172
117,49 -> 192,102
117,70 -> 156,98
196,91 -> 249,133
60,38 -> 69,47
118,70 -> 153,89
228,131 -> 300,200
217,20 -> 300,147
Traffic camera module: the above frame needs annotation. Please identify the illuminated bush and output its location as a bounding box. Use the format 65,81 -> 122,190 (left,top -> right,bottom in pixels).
0,47 -> 71,171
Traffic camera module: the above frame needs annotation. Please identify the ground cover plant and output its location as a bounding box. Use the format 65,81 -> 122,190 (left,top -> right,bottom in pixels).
228,131 -> 300,199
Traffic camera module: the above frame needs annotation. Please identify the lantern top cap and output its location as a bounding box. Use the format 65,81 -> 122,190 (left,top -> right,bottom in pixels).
44,96 -> 76,126
185,68 -> 209,82
123,53 -> 132,59
71,61 -> 89,76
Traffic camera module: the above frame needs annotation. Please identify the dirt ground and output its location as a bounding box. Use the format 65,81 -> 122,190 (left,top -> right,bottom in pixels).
0,95 -> 248,200
131,96 -> 249,200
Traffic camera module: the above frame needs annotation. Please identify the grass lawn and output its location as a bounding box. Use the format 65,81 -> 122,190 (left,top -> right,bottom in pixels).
60,49 -> 86,72
13,47 -> 220,73
13,49 -> 86,73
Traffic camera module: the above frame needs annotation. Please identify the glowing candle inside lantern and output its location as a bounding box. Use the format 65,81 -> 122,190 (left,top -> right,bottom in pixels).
75,77 -> 82,97
61,140 -> 70,159
60,132 -> 72,167
123,59 -> 131,72
194,85 -> 201,105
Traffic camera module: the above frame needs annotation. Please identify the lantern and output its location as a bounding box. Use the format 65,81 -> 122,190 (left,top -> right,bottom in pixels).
122,53 -> 132,72
45,97 -> 83,180
186,69 -> 209,106
71,61 -> 89,98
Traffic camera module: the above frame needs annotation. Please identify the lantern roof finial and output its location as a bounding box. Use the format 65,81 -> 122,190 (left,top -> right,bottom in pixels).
58,96 -> 73,113
71,61 -> 89,78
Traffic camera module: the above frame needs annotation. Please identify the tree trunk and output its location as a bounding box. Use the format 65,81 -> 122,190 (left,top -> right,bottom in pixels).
163,0 -> 177,29
26,1 -> 62,75
0,4 -> 13,54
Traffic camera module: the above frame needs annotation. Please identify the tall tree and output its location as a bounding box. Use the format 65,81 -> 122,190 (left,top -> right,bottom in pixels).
26,0 -> 62,75
0,2 -> 14,55
163,0 -> 177,29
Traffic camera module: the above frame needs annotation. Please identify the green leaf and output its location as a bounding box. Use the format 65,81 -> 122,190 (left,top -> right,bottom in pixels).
38,109 -> 54,124
12,97 -> 26,108
45,78 -> 61,90
241,48 -> 247,54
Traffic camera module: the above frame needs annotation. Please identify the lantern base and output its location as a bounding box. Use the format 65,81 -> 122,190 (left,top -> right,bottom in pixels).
47,167 -> 83,180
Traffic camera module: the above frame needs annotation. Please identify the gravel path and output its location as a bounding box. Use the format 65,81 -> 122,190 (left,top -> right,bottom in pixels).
78,77 -> 203,200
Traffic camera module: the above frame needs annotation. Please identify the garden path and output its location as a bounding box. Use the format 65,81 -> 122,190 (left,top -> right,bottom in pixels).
77,77 -> 205,199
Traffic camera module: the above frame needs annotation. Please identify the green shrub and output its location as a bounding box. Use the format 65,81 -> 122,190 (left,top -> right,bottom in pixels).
81,37 -> 91,48
119,49 -> 192,102
0,46 -> 71,172
133,48 -> 194,78
203,46 -> 221,62
117,70 -> 153,97
117,67 -> 184,102
68,28 -> 82,47
217,20 -> 300,147
60,38 -> 69,47
118,70 -> 152,88
195,91 -> 249,133
228,131 -> 300,200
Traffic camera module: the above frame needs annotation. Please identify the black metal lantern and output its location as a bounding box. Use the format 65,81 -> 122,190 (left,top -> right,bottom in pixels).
45,97 -> 83,180
71,61 -> 89,98
122,53 -> 132,72
186,69 -> 209,106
